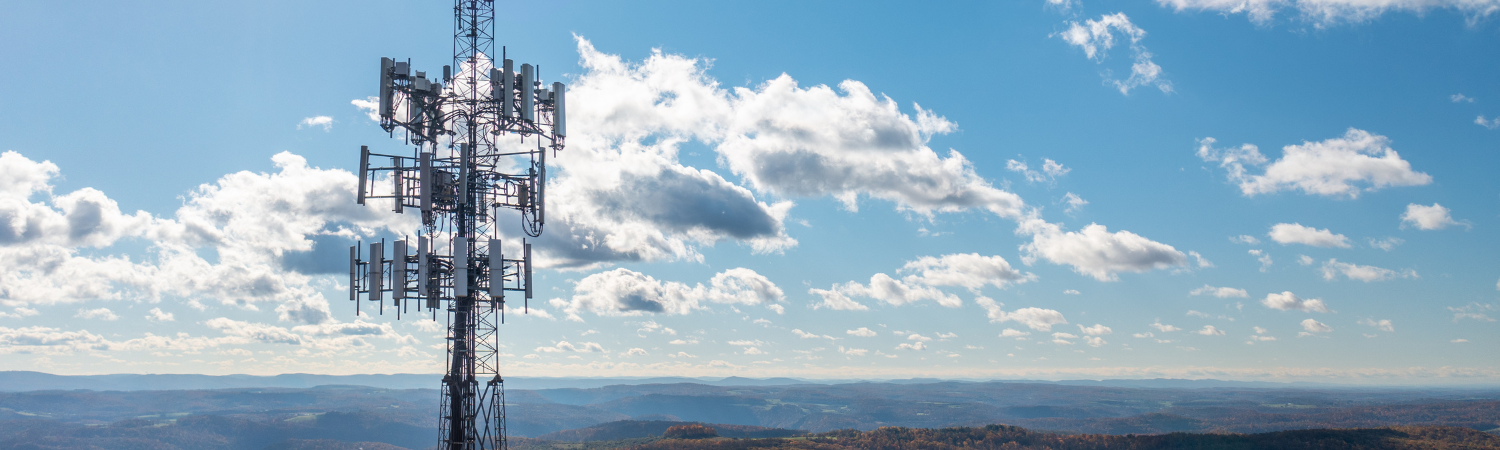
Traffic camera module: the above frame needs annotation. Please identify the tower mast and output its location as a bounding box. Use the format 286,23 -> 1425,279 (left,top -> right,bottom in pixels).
347,1 -> 567,449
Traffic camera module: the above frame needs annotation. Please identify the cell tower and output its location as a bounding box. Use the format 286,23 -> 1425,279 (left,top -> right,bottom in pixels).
345,1 -> 565,449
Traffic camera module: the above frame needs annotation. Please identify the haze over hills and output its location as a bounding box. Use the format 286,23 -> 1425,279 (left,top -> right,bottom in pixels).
0,371 -> 1367,393
5,375 -> 1499,434
4,374 -> 1500,449
0,371 -> 816,392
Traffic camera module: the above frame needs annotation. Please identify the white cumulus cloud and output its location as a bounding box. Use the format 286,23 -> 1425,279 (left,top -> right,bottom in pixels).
1448,303 -> 1496,322
1017,216 -> 1186,281
1062,192 -> 1088,213
1191,284 -> 1249,298
1368,237 -> 1404,251
1007,158 -> 1071,184
520,39 -> 1181,280
145,307 -> 175,322
75,308 -> 118,321
899,253 -> 1034,292
793,329 -> 836,340
817,273 -> 961,308
1268,223 -> 1350,248
812,253 -> 1034,310
976,297 -> 1068,331
1319,259 -> 1416,282
296,116 -> 334,131
1156,0 -> 1500,26
1301,318 -> 1332,333
0,150 -> 419,326
808,288 -> 870,311
839,346 -> 868,356
1400,203 -> 1466,230
0,326 -> 111,354
1359,318 -> 1394,332
1249,249 -> 1273,272
1196,129 -> 1431,199
1051,332 -> 1078,345
896,341 -> 927,351
1261,291 -> 1331,313
1151,320 -> 1182,332
1056,13 -> 1173,95
1078,324 -> 1113,336
549,267 -> 785,320
535,341 -> 605,353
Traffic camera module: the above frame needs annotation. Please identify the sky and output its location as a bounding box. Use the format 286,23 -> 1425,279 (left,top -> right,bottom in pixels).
1,0 -> 1498,384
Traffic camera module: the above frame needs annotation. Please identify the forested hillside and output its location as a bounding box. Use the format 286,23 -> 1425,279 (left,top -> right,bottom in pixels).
627,425 -> 1500,450
4,380 -> 1499,449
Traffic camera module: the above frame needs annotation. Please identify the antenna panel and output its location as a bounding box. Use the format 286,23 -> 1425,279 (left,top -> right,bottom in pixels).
394,61 -> 409,77
489,239 -> 503,297
553,82 -> 566,137
394,163 -> 404,214
368,242 -> 383,301
519,63 -> 534,122
455,236 -> 469,296
356,146 -> 369,205
538,159 -> 546,225
379,58 -> 394,118
418,235 -> 431,303
489,68 -> 503,106
502,59 -> 515,118
348,245 -> 358,300
523,241 -> 533,299
393,240 -> 407,300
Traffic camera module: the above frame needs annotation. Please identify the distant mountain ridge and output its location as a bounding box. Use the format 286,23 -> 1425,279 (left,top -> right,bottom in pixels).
0,371 -> 815,392
4,380 -> 1499,441
0,371 -> 1346,392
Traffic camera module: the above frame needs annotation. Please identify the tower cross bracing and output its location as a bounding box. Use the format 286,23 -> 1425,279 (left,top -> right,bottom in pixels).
345,1 -> 565,449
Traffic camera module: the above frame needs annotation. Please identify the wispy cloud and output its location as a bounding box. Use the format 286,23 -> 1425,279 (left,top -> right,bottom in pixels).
1055,13 -> 1173,95
296,116 -> 334,131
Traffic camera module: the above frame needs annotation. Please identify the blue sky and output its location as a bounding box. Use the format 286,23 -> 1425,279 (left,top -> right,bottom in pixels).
1,0 -> 1497,384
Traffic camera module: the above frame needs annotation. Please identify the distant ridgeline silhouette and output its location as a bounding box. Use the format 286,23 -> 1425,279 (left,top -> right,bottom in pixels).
0,371 -> 1340,392
0,371 -> 824,392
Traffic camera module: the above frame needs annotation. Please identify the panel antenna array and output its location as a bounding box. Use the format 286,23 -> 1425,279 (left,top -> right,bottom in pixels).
345,1 -> 565,449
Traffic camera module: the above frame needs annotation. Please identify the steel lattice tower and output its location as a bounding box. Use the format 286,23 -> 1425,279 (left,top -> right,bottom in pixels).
346,1 -> 566,449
